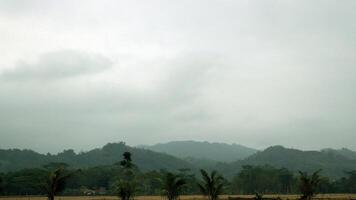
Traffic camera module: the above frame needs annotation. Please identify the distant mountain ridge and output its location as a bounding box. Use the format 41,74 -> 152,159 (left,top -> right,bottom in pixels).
1,142 -> 356,179
321,148 -> 356,160
139,140 -> 258,162
0,142 -> 193,173
216,145 -> 356,178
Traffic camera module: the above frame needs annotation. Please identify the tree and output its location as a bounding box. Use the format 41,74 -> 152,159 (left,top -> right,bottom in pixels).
120,152 -> 134,169
254,192 -> 263,200
278,168 -> 294,194
115,152 -> 137,200
139,170 -> 162,195
42,167 -> 71,200
344,171 -> 356,193
0,174 -> 3,194
197,169 -> 225,200
43,162 -> 69,171
232,165 -> 294,194
161,172 -> 186,200
116,180 -> 136,200
177,168 -> 199,194
298,170 -> 322,200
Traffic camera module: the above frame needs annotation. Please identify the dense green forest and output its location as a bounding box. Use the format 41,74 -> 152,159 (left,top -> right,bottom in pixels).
0,142 -> 193,173
216,146 -> 356,178
1,142 -> 356,197
1,152 -> 356,196
1,142 -> 356,179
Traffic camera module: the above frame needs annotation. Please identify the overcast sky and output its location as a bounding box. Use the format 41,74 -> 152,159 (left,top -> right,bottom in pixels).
0,0 -> 355,153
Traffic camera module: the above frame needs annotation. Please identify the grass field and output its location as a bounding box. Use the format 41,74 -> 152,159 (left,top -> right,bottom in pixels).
1,194 -> 356,200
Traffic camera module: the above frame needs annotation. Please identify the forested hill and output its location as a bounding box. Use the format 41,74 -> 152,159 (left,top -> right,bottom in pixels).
216,145 -> 356,178
0,142 -> 193,172
139,140 -> 257,162
321,148 -> 356,160
1,143 -> 356,178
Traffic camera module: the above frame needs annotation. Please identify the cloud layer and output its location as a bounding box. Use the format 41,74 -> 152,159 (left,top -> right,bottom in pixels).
0,0 -> 355,153
1,50 -> 112,81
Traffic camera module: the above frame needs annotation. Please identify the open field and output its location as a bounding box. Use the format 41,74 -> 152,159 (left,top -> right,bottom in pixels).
1,195 -> 356,200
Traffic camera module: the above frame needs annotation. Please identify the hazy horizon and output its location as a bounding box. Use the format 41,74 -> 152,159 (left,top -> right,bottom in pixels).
0,140 -> 355,155
1,0 -> 356,153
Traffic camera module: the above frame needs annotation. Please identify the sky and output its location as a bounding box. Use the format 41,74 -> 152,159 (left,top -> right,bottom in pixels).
0,0 -> 356,153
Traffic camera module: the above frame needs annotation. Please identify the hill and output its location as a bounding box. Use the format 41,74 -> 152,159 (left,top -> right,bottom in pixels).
216,145 -> 356,178
321,148 -> 356,160
2,142 -> 356,179
139,140 -> 257,162
0,142 -> 193,172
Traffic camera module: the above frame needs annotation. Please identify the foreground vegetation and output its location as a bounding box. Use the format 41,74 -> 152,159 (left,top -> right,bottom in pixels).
2,143 -> 356,179
2,194 -> 356,200
1,152 -> 356,200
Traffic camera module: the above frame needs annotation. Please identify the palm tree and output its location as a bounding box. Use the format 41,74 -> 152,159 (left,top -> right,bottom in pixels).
116,152 -> 137,200
197,169 -> 225,200
298,170 -> 322,200
161,172 -> 186,200
42,167 -> 70,200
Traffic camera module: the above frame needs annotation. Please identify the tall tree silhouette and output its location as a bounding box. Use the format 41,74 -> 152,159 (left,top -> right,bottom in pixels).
0,175 -> 3,194
42,167 -> 70,200
116,152 -> 137,200
299,170 -> 322,200
120,152 -> 133,169
197,169 -> 225,200
161,172 -> 186,200
278,168 -> 294,194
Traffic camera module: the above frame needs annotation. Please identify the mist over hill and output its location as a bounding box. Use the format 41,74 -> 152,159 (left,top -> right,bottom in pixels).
216,145 -> 356,178
1,142 -> 356,178
321,148 -> 356,160
0,142 -> 193,173
139,140 -> 257,162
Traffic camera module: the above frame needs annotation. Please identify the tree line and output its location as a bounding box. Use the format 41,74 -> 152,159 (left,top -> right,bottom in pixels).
0,152 -> 356,200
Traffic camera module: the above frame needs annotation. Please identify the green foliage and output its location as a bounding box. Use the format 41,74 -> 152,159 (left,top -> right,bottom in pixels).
2,168 -> 48,195
1,164 -> 356,196
42,167 -> 71,200
3,143 -> 356,181
177,168 -> 199,194
115,152 -> 138,200
232,165 -> 294,194
298,170 -> 322,200
217,146 -> 356,179
2,148 -> 356,197
278,168 -> 294,194
331,170 -> 356,193
43,162 -> 69,170
120,152 -> 134,169
114,180 -> 136,200
0,174 -> 4,194
197,169 -> 225,200
161,172 -> 186,200
0,142 -> 193,173
136,170 -> 162,195
344,171 -> 356,193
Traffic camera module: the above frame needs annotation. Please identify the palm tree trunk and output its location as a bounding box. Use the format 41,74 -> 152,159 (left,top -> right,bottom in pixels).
48,194 -> 54,200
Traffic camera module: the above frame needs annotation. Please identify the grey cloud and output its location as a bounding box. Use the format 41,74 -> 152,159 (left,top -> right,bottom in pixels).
0,0 -> 52,17
0,52 -> 218,153
0,0 -> 356,153
0,50 -> 112,81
